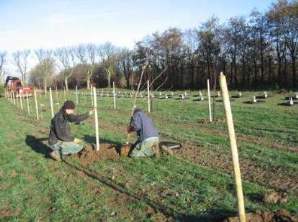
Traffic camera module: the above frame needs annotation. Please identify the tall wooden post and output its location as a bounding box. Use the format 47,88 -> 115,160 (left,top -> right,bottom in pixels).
19,93 -> 23,110
207,79 -> 212,122
147,80 -> 151,113
49,88 -> 54,118
219,72 -> 246,222
63,87 -> 66,101
113,82 -> 116,109
55,86 -> 59,101
13,92 -> 16,105
93,87 -> 100,151
75,85 -> 79,105
34,89 -> 39,120
26,92 -> 31,115
90,86 -> 94,106
9,91 -> 12,103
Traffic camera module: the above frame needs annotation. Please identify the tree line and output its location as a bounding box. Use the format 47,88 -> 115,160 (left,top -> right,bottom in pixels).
0,0 -> 297,91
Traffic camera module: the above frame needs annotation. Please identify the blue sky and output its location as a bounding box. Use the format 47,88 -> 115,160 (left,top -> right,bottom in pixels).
0,0 -> 274,52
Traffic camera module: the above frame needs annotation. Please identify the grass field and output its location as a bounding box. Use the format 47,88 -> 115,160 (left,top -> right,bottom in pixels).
0,89 -> 297,221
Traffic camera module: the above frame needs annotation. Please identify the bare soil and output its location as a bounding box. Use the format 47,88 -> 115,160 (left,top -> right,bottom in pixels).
0,207 -> 20,217
74,143 -> 120,166
174,142 -> 298,193
223,210 -> 298,222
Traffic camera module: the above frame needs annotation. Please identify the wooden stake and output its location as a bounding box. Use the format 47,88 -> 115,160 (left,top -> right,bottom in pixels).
19,93 -> 23,110
219,72 -> 246,222
49,88 -> 54,118
207,79 -> 212,122
34,89 -> 39,120
63,87 -> 66,101
13,92 -> 16,105
26,92 -> 31,115
147,80 -> 151,113
113,82 -> 116,109
93,87 -> 100,151
75,85 -> 79,105
55,86 -> 59,101
90,87 -> 94,106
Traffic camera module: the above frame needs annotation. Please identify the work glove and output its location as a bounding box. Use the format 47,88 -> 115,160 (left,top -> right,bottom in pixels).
127,126 -> 134,133
89,108 -> 95,116
74,138 -> 83,144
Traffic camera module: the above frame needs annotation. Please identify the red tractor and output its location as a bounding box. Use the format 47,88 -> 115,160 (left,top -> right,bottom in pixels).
5,76 -> 33,96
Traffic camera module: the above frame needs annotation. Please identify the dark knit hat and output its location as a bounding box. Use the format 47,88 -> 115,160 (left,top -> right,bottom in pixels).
133,107 -> 142,114
62,100 -> 75,110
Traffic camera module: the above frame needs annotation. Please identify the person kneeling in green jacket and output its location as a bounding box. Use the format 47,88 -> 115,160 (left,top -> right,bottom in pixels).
48,100 -> 94,161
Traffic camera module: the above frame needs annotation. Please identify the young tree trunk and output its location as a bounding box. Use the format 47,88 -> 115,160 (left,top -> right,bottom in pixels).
291,54 -> 296,89
233,58 -> 237,88
283,57 -> 288,88
260,38 -> 264,84
43,79 -> 47,95
268,57 -> 273,86
106,69 -> 111,88
87,78 -> 90,89
64,77 -> 69,91
253,59 -> 258,88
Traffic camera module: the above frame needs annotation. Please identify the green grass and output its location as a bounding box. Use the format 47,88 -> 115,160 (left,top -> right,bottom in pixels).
0,89 -> 297,221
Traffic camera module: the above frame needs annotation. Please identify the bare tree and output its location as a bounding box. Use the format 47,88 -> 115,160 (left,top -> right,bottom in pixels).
0,51 -> 7,83
118,48 -> 134,89
55,47 -> 76,90
34,49 -> 54,94
197,18 -> 221,86
98,42 -> 118,88
86,43 -> 98,88
75,44 -> 91,88
12,50 -> 31,83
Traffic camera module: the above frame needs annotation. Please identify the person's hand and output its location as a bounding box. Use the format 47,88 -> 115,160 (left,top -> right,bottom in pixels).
127,126 -> 134,133
74,138 -> 83,144
89,108 -> 95,116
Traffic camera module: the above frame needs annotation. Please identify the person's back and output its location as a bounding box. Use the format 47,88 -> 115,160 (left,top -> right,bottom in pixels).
128,108 -> 159,157
131,110 -> 158,142
49,110 -> 72,145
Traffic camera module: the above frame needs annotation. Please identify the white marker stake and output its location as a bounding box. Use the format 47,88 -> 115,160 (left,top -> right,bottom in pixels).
19,93 -> 23,110
147,80 -> 151,113
34,89 -> 39,120
113,82 -> 116,109
13,92 -> 16,105
63,87 -> 66,101
49,88 -> 54,118
26,92 -> 31,115
75,85 -> 79,105
93,87 -> 100,151
55,86 -> 59,101
90,87 -> 94,106
219,72 -> 246,222
207,79 -> 212,122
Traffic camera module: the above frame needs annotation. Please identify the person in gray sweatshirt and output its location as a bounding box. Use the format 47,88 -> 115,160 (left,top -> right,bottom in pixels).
127,108 -> 159,157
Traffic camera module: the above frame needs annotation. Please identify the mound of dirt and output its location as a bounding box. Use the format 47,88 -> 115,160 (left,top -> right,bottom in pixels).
75,143 -> 120,166
119,144 -> 132,157
223,210 -> 298,222
263,191 -> 288,204
197,118 -> 225,124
